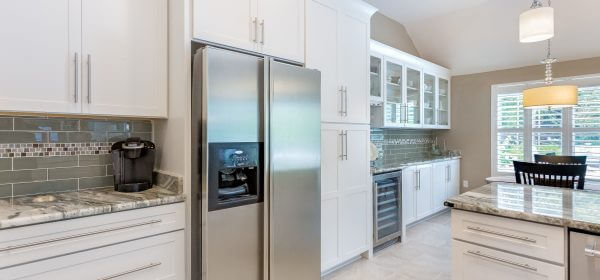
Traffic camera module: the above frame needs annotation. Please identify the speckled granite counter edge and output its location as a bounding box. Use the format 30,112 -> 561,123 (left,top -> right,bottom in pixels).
372,156 -> 462,174
0,171 -> 185,230
445,187 -> 600,234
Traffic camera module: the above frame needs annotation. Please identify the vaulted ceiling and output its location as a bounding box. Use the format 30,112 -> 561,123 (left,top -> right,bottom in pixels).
364,0 -> 600,75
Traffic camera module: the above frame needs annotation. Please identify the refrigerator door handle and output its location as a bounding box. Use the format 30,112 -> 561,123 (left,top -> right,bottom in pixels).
263,57 -> 273,280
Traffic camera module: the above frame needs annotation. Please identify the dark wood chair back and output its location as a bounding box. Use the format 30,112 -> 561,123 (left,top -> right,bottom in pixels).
513,161 -> 587,190
534,155 -> 587,165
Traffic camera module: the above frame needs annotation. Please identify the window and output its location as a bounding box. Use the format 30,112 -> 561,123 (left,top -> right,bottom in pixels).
492,77 -> 600,181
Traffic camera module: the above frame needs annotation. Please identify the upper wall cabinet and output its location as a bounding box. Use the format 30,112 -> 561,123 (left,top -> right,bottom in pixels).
306,0 -> 376,125
193,0 -> 305,63
0,0 -> 80,114
370,40 -> 451,129
0,0 -> 168,118
82,0 -> 168,117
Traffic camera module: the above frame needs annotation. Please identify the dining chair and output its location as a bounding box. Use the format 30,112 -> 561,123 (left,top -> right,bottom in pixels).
534,154 -> 587,165
513,161 -> 587,189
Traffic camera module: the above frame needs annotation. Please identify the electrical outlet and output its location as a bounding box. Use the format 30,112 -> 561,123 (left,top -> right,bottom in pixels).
463,180 -> 469,189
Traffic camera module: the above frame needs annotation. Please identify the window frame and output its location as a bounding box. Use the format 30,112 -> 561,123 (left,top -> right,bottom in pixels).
491,74 -> 600,179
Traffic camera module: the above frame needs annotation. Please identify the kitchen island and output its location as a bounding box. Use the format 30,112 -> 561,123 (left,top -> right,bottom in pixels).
445,183 -> 600,280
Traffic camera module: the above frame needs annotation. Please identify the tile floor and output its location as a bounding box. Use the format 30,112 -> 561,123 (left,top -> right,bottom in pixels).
323,211 -> 451,280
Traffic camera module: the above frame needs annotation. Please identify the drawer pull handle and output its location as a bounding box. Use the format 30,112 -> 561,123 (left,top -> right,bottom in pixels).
466,250 -> 538,272
98,262 -> 162,280
0,219 -> 162,252
466,226 -> 537,243
584,247 -> 600,257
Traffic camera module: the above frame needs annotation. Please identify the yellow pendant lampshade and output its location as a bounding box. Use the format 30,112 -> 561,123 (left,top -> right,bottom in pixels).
523,85 -> 578,109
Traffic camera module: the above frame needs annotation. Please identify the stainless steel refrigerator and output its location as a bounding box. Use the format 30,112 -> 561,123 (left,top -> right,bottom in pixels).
191,46 -> 321,280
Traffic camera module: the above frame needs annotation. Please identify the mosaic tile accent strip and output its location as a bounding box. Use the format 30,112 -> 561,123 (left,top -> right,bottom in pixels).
371,129 -> 435,169
0,143 -> 112,158
0,115 -> 153,197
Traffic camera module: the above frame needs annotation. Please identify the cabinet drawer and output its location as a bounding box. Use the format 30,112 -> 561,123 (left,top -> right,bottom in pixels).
0,203 -> 184,268
452,240 -> 565,280
3,231 -> 184,280
451,210 -> 564,264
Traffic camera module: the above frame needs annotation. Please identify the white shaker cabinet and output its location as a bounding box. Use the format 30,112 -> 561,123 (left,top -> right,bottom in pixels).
0,0 -> 81,114
448,159 -> 461,197
193,0 -> 305,63
193,0 -> 258,54
415,164 -> 433,219
81,0 -> 167,117
320,123 -> 371,271
432,162 -> 448,212
306,0 -> 375,125
402,158 -> 460,231
0,0 -> 168,118
401,166 -> 417,226
258,0 -> 305,62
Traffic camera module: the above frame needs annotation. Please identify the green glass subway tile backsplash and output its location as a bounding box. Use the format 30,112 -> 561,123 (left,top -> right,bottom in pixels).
0,116 -> 153,198
371,129 -> 435,168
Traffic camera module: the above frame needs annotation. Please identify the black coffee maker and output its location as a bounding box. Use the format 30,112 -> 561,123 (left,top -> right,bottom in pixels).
111,137 -> 155,192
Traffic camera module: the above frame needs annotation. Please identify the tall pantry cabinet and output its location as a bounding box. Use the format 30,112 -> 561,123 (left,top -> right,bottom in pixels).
306,0 -> 377,272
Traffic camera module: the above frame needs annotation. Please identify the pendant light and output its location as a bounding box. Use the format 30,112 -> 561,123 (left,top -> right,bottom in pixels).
520,0 -> 554,43
523,40 -> 578,109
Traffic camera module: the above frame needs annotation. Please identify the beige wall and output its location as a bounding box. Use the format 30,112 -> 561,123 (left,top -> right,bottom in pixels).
436,56 -> 600,192
370,12 -> 420,57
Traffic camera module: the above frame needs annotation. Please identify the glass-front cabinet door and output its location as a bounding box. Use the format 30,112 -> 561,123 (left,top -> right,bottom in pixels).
423,73 -> 436,127
370,56 -> 383,103
438,77 -> 450,127
405,67 -> 421,127
384,60 -> 403,126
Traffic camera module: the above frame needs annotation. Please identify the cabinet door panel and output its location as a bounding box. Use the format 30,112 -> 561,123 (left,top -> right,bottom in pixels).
0,0 -> 80,114
340,190 -> 368,258
416,165 -> 432,219
338,14 -> 369,124
321,128 -> 340,196
321,197 -> 340,270
449,159 -> 460,197
306,0 -> 339,123
338,129 -> 368,191
402,167 -> 416,225
432,163 -> 447,212
193,0 -> 257,52
81,0 -> 167,117
258,0 -> 304,62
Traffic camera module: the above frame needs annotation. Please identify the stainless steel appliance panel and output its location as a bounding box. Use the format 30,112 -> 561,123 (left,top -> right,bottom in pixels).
570,231 -> 600,280
204,47 -> 264,143
206,203 -> 263,280
268,61 -> 321,280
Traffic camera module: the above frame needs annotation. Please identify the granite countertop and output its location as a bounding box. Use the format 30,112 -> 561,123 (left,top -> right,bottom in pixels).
0,173 -> 185,230
445,183 -> 600,234
372,155 -> 462,174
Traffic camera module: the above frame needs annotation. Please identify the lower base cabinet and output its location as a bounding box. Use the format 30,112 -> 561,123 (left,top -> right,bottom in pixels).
4,231 -> 184,280
452,240 -> 564,280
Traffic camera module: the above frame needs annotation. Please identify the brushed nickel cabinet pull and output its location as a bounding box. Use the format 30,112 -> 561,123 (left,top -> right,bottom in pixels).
252,17 -> 257,43
466,226 -> 537,243
260,19 -> 265,44
343,86 -> 348,116
343,130 -> 348,160
466,250 -> 538,271
74,52 -> 79,103
339,131 -> 345,160
87,54 -> 92,104
0,219 -> 162,252
97,262 -> 162,280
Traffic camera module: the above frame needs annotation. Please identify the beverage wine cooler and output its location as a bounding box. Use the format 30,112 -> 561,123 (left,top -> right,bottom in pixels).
373,171 -> 402,249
